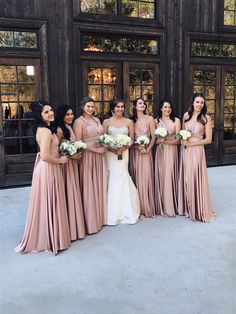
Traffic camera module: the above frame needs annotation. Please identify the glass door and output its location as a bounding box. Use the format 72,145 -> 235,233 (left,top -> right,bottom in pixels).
0,58 -> 41,186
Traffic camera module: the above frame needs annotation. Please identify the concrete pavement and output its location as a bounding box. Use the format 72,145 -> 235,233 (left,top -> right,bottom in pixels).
0,166 -> 236,314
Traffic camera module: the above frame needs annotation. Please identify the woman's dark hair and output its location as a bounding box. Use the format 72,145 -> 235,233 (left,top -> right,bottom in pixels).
30,100 -> 56,134
78,96 -> 94,116
108,98 -> 125,117
55,104 -> 74,140
156,98 -> 176,122
185,92 -> 207,124
131,98 -> 147,122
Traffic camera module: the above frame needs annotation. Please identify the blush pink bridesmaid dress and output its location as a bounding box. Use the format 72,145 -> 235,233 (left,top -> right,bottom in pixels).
177,120 -> 214,222
130,115 -> 155,218
78,116 -> 107,234
15,133 -> 71,255
155,119 -> 179,217
62,125 -> 86,240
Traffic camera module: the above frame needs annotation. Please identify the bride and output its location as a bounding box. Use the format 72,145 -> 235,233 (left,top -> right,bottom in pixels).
103,99 -> 140,225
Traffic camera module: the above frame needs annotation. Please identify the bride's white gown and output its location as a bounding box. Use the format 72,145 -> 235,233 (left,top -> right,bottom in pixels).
106,126 -> 140,225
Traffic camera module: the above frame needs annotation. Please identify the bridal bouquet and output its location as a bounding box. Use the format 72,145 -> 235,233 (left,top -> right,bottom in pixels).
134,135 -> 150,147
176,129 -> 191,148
98,134 -> 114,147
111,134 -> 132,160
59,140 -> 87,157
154,127 -> 168,148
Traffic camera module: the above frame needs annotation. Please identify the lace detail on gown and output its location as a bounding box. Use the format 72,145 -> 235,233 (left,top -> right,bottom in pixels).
106,126 -> 140,225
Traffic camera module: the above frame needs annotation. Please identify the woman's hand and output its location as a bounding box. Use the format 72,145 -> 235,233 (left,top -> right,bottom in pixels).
96,146 -> 108,154
156,138 -> 165,145
71,152 -> 82,160
59,156 -> 69,164
181,140 -> 191,147
117,146 -> 127,155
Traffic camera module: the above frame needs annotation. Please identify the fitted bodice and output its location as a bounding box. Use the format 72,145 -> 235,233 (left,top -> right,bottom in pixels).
108,126 -> 129,137
184,120 -> 205,140
157,119 -> 176,139
37,132 -> 60,158
79,116 -> 104,142
134,115 -> 151,139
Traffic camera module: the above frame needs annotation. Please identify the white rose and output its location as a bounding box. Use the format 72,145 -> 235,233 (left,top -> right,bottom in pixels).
154,127 -> 168,138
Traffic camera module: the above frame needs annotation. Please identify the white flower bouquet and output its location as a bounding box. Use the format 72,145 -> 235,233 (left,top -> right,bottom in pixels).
154,127 -> 168,138
59,140 -> 87,157
111,134 -> 132,160
98,134 -> 114,147
134,135 -> 150,147
176,129 -> 191,148
154,127 -> 168,148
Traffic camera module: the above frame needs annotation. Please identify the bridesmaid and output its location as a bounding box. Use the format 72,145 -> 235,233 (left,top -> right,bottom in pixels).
177,92 -> 214,222
155,99 -> 181,217
73,97 -> 107,234
15,101 -> 70,255
129,98 -> 156,218
55,104 -> 86,241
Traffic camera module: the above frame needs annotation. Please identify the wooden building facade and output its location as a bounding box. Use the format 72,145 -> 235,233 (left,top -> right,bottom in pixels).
0,0 -> 236,187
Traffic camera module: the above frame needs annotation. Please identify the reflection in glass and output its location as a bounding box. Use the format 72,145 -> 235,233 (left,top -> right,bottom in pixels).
103,86 -> 116,100
142,86 -> 153,101
129,69 -> 141,84
225,85 -> 235,99
88,68 -> 102,84
82,33 -> 159,55
88,85 -> 102,101
224,128 -> 236,139
140,2 -> 155,19
193,71 -> 204,85
121,0 -> 138,17
146,101 -> 153,115
205,71 -> 216,84
93,102 -> 102,116
129,86 -> 141,101
208,114 -> 215,128
102,68 -> 117,84
205,86 -> 216,99
194,85 -> 205,93
225,72 -> 235,85
206,100 -> 216,113
0,65 -> 16,83
0,31 -> 14,47
3,119 -> 19,137
224,0 -> 235,10
224,100 -> 234,112
222,44 -> 236,57
224,10 -> 235,25
18,85 -> 36,101
0,84 -> 17,102
18,66 -> 35,83
224,113 -> 234,127
14,32 -> 37,48
142,70 -> 153,84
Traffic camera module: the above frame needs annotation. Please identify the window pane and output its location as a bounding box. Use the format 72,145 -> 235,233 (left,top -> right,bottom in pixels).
0,84 -> 17,102
129,69 -> 141,84
100,0 -> 116,14
82,35 -> 103,52
94,101 -> 102,115
102,68 -> 117,84
205,86 -> 216,99
225,85 -> 235,99
224,0 -> 235,10
18,85 -> 36,101
224,10 -> 235,25
224,113 -> 235,127
0,31 -> 14,47
17,66 -> 35,83
146,101 -> 153,115
88,85 -> 102,100
222,44 -> 236,57
0,65 -> 16,82
121,0 -> 138,17
88,68 -> 102,84
139,2 -> 155,19
3,120 -> 19,137
103,38 -> 123,53
142,85 -> 153,101
206,100 -> 216,113
129,85 -> 141,100
225,72 -> 235,85
224,100 -> 235,113
193,85 -> 205,93
14,32 -> 37,48
103,85 -> 116,100
142,70 -> 153,84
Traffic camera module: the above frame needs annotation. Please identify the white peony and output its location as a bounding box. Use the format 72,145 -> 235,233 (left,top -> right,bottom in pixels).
60,141 -> 70,151
154,127 -> 168,138
178,129 -> 191,140
73,140 -> 87,151
98,134 -> 114,146
135,135 -> 150,146
67,144 -> 77,156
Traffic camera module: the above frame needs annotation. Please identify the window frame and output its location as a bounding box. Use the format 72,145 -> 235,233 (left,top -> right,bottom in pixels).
219,0 -> 236,32
72,0 -> 165,27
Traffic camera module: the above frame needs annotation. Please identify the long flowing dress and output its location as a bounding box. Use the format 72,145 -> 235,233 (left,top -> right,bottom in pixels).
62,125 -> 86,240
155,119 -> 179,217
15,133 -> 71,255
106,126 -> 140,225
129,115 -> 155,217
78,116 -> 107,234
177,120 -> 214,222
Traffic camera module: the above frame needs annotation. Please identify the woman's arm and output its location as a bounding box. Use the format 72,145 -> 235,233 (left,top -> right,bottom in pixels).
37,128 -> 68,164
140,116 -> 156,153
